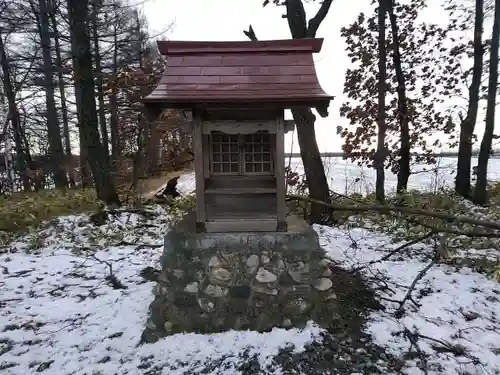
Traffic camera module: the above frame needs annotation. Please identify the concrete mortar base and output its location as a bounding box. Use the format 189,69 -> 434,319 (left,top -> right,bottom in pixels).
141,212 -> 341,343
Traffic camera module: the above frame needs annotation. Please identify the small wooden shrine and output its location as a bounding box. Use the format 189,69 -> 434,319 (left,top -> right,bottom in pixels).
143,39 -> 333,233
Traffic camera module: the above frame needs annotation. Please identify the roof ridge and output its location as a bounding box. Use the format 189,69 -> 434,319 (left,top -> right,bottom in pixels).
157,39 -> 324,55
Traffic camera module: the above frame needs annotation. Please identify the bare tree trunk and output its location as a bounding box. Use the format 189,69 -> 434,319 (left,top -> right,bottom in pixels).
473,0 -> 499,205
375,0 -> 387,203
291,108 -> 332,222
67,8 -> 91,188
67,0 -> 120,205
38,0 -> 67,189
109,3 -> 120,171
74,82 -> 92,188
50,9 -> 75,188
456,0 -> 484,199
387,0 -> 410,193
0,27 -> 30,191
91,0 -> 110,163
282,0 -> 334,223
144,122 -> 161,175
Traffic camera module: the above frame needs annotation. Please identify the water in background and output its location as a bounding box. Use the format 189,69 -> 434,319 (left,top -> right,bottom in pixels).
286,156 -> 500,195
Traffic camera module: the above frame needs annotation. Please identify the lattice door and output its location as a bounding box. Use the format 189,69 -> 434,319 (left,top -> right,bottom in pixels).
210,132 -> 240,174
209,131 -> 273,176
243,133 -> 273,175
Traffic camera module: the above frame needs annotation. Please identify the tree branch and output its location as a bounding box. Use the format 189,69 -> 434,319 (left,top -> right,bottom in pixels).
394,248 -> 439,319
306,0 -> 335,37
1,107 -> 11,136
243,25 -> 258,41
287,194 -> 500,231
404,216 -> 500,238
400,327 -> 430,375
88,254 -> 127,290
354,230 -> 437,272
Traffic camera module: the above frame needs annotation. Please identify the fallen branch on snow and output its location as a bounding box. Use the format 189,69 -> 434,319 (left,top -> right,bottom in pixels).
139,266 -> 160,282
399,327 -> 429,375
353,230 -> 437,272
394,248 -> 440,319
403,216 -> 500,238
89,207 -> 159,226
88,254 -> 127,290
113,240 -> 162,250
286,194 -> 500,231
395,326 -> 484,370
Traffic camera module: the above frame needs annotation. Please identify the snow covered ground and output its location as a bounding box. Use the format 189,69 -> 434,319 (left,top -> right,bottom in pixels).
1,170 -> 499,374
319,225 -> 500,375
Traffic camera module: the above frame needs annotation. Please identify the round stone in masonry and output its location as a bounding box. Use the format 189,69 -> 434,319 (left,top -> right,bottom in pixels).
145,320 -> 156,330
282,318 -> 293,328
164,321 -> 174,333
204,284 -> 228,298
255,268 -> 278,283
172,269 -> 184,279
282,284 -> 311,297
275,259 -> 286,271
322,267 -> 333,277
152,285 -> 160,296
318,258 -> 331,267
198,297 -> 215,312
152,284 -> 168,296
246,254 -> 259,272
313,277 -> 333,291
326,292 -> 338,300
252,284 -> 278,295
184,282 -> 199,294
261,254 -> 271,264
284,298 -> 310,315
209,268 -> 231,285
208,255 -> 228,268
287,262 -> 311,284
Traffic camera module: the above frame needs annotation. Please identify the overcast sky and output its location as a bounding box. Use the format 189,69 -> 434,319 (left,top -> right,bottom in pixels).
141,0 -> 494,153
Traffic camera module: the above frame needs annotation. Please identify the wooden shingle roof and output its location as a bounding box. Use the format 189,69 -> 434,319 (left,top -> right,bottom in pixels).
144,39 -> 333,109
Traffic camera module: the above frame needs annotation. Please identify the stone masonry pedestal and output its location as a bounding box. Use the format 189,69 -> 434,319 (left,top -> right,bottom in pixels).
141,212 -> 340,343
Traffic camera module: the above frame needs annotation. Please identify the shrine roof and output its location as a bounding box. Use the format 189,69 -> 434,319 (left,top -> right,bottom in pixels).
143,38 -> 333,109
